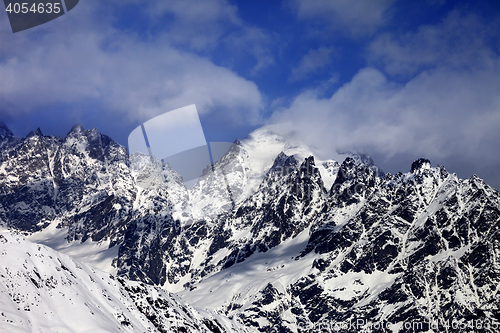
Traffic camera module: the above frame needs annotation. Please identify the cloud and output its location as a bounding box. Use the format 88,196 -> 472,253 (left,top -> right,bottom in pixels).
369,10 -> 500,76
0,1 -> 263,128
270,64 -> 500,187
269,8 -> 500,189
290,47 -> 334,81
289,0 -> 396,36
109,0 -> 275,73
141,0 -> 242,50
223,26 -> 275,74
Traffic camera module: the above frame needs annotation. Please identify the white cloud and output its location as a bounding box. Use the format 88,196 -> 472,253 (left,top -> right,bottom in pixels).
369,10 -> 499,76
289,0 -> 396,36
270,7 -> 500,188
290,47 -> 334,81
144,0 -> 242,50
223,26 -> 275,74
0,1 -> 263,127
109,0 -> 275,73
270,63 -> 500,184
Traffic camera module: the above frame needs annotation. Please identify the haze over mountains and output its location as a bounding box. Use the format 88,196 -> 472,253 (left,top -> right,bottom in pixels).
0,123 -> 499,332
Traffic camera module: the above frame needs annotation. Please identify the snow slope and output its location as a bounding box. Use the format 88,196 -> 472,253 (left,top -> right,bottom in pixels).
0,231 -> 255,333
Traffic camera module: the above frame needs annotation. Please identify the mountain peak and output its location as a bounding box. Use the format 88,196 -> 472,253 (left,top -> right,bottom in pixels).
410,158 -> 431,173
268,152 -> 299,176
0,122 -> 13,137
26,127 -> 43,138
68,124 -> 84,135
0,122 -> 20,149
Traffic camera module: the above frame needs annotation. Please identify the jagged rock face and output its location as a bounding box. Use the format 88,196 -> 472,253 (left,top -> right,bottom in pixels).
0,129 -> 61,231
344,152 -> 385,178
199,154 -> 326,278
0,126 -> 135,247
116,152 -> 327,289
221,159 -> 500,332
215,155 -> 324,260
1,123 -> 499,333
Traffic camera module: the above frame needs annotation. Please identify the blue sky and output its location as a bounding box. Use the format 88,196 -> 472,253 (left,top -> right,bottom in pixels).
0,0 -> 499,189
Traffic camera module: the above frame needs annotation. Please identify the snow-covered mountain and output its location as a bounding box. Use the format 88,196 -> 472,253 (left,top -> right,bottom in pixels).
1,123 -> 499,332
179,158 -> 500,332
0,231 -> 255,333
